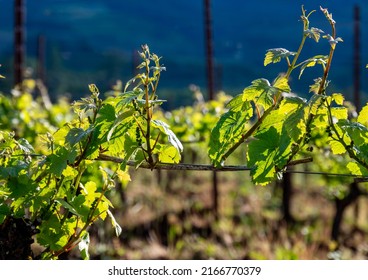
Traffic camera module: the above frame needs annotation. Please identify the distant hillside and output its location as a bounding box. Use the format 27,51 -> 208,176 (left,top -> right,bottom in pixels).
0,0 -> 367,107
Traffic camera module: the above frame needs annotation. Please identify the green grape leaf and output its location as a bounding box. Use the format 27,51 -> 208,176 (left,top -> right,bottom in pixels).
242,80 -> 270,111
338,120 -> 368,146
97,103 -> 117,124
17,138 -> 35,154
272,75 -> 291,93
242,76 -> 290,112
151,119 -> 183,152
119,134 -> 139,169
69,195 -> 90,220
209,102 -> 253,167
85,104 -> 116,158
117,89 -> 143,107
66,127 -> 93,147
62,165 -> 79,179
38,215 -> 77,251
264,48 -> 296,66
158,145 -> 181,163
247,126 -> 292,185
55,198 -> 81,217
308,94 -> 324,115
96,200 -> 109,221
225,93 -> 243,112
298,55 -> 328,79
78,231 -> 90,260
107,109 -> 134,141
331,93 -> 345,106
329,140 -> 346,155
338,120 -> 368,165
347,162 -> 368,176
331,107 -> 348,120
48,147 -> 78,177
280,97 -> 307,141
107,209 -> 122,237
357,104 -> 368,125
88,103 -> 134,158
304,27 -> 324,42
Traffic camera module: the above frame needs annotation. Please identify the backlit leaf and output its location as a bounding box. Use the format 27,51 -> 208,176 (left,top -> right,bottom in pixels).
331,93 -> 344,106
209,102 -> 253,167
78,231 -> 90,260
247,126 -> 292,185
331,107 -> 348,120
66,127 -> 93,147
329,140 -> 346,155
264,48 -> 296,66
347,162 -> 368,176
107,209 -> 122,237
298,55 -> 328,79
158,145 -> 181,164
48,147 -> 78,177
242,79 -> 274,110
304,27 -> 324,42
357,104 -> 368,125
152,119 -> 183,152
272,75 -> 290,93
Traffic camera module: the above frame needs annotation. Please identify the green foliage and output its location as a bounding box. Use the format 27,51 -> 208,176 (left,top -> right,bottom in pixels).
264,48 -> 296,66
1,5 -> 368,260
207,5 -> 368,185
0,45 -> 183,259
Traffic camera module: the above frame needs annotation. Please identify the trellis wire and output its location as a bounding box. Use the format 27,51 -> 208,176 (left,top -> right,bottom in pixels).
97,154 -> 368,182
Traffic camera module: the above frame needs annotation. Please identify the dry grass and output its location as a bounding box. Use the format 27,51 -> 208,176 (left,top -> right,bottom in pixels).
75,168 -> 368,260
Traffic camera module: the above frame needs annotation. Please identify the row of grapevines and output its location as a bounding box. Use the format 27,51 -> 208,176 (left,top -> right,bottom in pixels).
1,6 -> 368,259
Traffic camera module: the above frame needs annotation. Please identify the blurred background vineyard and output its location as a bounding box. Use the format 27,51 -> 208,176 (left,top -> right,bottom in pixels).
2,0 -> 368,259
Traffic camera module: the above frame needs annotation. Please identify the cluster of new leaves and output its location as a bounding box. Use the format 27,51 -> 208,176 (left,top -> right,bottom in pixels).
0,86 -> 126,259
88,45 -> 183,168
0,45 -> 185,259
208,6 -> 354,185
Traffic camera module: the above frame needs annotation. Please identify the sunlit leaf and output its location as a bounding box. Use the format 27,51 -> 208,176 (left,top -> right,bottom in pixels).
264,48 -> 296,66
298,55 -> 328,79
329,140 -> 346,155
242,79 -> 274,110
330,107 -> 348,121
55,198 -> 81,217
225,93 -> 244,112
347,162 -> 368,176
158,145 -> 181,163
107,209 -> 122,237
152,119 -> 183,152
247,126 -> 292,185
116,169 -> 131,183
304,27 -> 324,42
62,165 -> 78,179
48,147 -> 78,177
209,102 -> 253,167
78,231 -> 90,260
66,127 -> 93,147
272,75 -> 290,93
357,104 -> 368,125
17,138 -> 35,154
